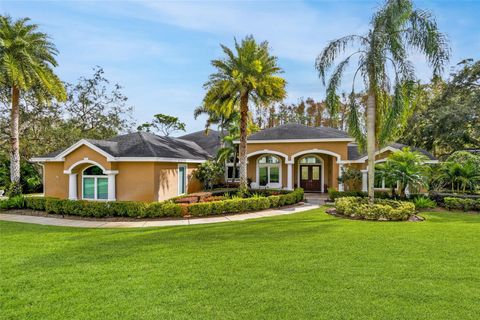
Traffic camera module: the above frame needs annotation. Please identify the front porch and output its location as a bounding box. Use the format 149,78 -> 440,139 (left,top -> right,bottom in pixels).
246,150 -> 345,192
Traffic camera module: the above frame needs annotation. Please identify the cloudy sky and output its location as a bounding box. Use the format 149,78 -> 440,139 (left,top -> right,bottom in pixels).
2,0 -> 479,134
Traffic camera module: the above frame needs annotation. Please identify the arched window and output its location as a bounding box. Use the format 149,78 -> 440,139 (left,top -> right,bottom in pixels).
300,156 -> 322,164
258,155 -> 281,187
82,166 -> 108,200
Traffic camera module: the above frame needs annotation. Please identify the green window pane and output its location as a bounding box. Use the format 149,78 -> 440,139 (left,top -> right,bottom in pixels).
269,167 -> 279,183
179,166 -> 186,194
259,167 -> 268,186
83,178 -> 95,199
97,178 -> 108,200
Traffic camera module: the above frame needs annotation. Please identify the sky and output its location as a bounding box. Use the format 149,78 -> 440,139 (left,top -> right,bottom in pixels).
2,0 -> 479,134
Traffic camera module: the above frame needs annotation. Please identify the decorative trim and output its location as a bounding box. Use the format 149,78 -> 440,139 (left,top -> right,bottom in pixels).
56,139 -> 115,161
291,149 -> 342,162
246,149 -> 289,161
111,157 -> 206,163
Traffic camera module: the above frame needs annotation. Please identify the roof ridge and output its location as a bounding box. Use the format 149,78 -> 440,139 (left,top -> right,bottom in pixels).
137,131 -> 159,157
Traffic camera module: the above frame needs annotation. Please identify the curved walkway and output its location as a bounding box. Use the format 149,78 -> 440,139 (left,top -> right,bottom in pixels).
0,203 -> 318,228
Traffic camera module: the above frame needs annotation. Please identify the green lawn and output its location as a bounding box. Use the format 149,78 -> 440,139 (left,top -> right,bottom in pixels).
1,209 -> 479,319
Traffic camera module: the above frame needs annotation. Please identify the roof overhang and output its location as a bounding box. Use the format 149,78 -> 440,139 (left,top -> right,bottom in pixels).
234,138 -> 354,144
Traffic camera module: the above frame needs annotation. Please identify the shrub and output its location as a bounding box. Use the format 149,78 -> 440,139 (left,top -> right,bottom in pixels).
0,196 -> 25,210
145,202 -> 182,218
328,189 -> 399,201
413,196 -> 437,209
335,197 -> 415,221
24,197 -> 47,211
110,201 -> 148,218
444,197 -> 480,212
429,192 -> 480,206
45,198 -> 65,214
6,181 -> 22,198
188,202 -> 214,216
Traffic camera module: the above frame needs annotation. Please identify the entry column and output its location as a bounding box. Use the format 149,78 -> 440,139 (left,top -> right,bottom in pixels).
286,161 -> 293,190
68,173 -> 77,200
107,173 -> 117,201
361,170 -> 368,192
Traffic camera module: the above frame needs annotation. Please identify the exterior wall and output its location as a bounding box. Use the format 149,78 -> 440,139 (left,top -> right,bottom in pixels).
64,145 -> 116,172
43,162 -> 68,199
42,144 -> 203,202
246,141 -> 350,160
245,143 -> 345,191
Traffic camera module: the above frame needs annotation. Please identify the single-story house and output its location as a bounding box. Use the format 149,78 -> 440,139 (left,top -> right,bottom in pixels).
31,123 -> 437,202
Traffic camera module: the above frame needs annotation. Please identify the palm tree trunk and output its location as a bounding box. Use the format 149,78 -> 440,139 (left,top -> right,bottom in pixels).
238,92 -> 249,193
10,86 -> 21,186
366,90 -> 376,202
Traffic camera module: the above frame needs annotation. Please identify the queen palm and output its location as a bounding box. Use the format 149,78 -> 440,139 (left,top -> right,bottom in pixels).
0,16 -> 66,194
203,36 -> 286,192
316,0 -> 449,201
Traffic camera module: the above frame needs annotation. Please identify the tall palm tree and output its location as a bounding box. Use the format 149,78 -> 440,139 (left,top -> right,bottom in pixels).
0,16 -> 66,194
203,36 -> 286,192
316,0 -> 449,201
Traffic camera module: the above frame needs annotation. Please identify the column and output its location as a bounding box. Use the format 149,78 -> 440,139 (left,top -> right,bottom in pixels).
107,174 -> 116,201
286,162 -> 293,190
361,170 -> 368,192
68,173 -> 77,200
338,164 -> 344,192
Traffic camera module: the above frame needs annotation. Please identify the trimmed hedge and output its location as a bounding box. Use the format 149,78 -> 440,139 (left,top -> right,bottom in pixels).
444,197 -> 480,212
328,189 -> 391,201
335,196 -> 416,221
0,188 -> 305,218
429,192 -> 480,206
187,188 -> 304,217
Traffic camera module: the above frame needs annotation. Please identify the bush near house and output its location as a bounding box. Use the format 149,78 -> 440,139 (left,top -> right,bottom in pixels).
0,188 -> 305,218
327,189 -> 391,201
444,197 -> 480,212
335,196 -> 416,221
428,191 -> 480,206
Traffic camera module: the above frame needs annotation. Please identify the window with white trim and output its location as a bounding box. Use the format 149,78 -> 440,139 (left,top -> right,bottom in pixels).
226,164 -> 240,180
258,155 -> 281,187
82,166 -> 108,200
178,164 -> 187,195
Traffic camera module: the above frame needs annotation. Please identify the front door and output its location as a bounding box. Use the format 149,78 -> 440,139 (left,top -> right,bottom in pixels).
300,165 -> 321,192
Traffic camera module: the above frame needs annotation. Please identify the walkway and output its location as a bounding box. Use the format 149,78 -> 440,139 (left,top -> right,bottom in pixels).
0,203 -> 318,228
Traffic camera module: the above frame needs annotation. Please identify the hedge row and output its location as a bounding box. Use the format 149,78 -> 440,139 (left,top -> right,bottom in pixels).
429,192 -> 480,206
335,196 -> 416,221
0,188 -> 304,218
444,197 -> 480,211
188,189 -> 304,217
327,189 -> 391,201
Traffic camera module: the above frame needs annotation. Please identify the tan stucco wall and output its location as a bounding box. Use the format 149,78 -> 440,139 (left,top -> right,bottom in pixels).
245,141 -> 345,190
246,141 -> 350,160
42,144 -> 203,202
43,162 -> 68,199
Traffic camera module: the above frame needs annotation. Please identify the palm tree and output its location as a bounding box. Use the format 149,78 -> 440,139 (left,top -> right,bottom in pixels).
0,16 -> 66,194
316,0 -> 449,201
202,36 -> 286,192
377,147 -> 430,198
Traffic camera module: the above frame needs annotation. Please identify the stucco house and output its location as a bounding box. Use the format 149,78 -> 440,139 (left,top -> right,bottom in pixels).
31,123 -> 437,202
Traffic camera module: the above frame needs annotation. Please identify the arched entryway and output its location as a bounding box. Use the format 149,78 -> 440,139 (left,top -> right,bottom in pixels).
297,155 -> 323,192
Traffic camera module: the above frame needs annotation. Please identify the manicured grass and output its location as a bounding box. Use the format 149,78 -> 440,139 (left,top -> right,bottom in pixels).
1,209 -> 479,319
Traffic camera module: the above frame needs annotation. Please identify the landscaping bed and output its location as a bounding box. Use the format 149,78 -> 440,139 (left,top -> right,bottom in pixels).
0,188 -> 304,219
330,196 -> 418,221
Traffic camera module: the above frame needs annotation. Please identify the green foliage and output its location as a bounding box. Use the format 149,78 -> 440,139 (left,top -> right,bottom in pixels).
444,197 -> 480,212
434,152 -> 480,192
6,181 -> 22,197
45,198 -> 64,215
145,202 -> 182,218
24,197 -> 47,211
401,60 -> 480,155
413,196 -> 437,209
193,160 -> 225,190
328,188 -> 391,201
202,35 -> 287,190
0,195 -> 25,210
338,167 -> 362,190
187,188 -> 303,217
376,147 -> 430,197
335,196 -> 415,221
137,113 -> 186,136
